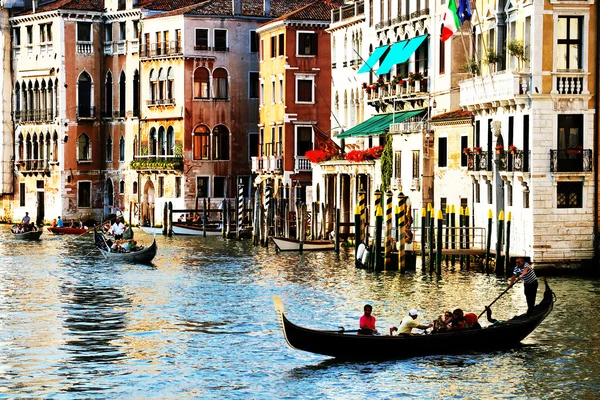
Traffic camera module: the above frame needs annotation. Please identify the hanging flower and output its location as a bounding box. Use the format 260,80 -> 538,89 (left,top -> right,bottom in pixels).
473,146 -> 482,154
463,147 -> 471,155
508,145 -> 517,154
361,82 -> 368,89
408,71 -> 423,81
305,149 -> 330,163
345,146 -> 383,162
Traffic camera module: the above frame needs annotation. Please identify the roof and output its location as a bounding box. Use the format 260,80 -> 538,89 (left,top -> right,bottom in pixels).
268,0 -> 343,24
430,109 -> 473,121
15,0 -> 103,15
146,0 -> 320,19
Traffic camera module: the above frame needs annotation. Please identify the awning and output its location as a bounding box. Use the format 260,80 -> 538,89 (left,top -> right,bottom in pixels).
375,40 -> 408,76
357,45 -> 390,74
338,109 -> 426,139
375,35 -> 428,76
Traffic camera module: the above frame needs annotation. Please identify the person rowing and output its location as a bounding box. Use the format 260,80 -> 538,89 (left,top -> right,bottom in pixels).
390,309 -> 432,336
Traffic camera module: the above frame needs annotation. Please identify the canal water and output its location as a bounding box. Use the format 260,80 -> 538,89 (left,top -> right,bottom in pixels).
0,229 -> 598,399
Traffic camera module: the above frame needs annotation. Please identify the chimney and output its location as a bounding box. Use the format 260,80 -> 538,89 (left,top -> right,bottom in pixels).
263,0 -> 270,16
232,0 -> 242,15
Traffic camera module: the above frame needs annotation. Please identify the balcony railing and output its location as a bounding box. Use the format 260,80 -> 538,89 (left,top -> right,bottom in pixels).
550,149 -> 592,172
76,106 -> 96,119
16,159 -> 52,175
130,155 -> 183,171
146,98 -> 176,106
467,151 -> 493,172
14,109 -> 55,123
551,71 -> 588,95
76,41 -> 94,54
496,150 -> 530,172
140,41 -> 183,58
460,70 -> 530,108
294,156 -> 312,173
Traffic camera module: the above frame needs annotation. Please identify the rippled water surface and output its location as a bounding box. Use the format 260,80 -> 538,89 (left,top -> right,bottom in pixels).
0,228 -> 599,399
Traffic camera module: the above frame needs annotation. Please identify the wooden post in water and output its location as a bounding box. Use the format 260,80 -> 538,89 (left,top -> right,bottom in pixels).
264,182 -> 271,246
459,207 -> 464,267
129,201 -> 132,227
397,192 -> 408,272
299,203 -> 306,253
168,202 -> 173,237
420,207 -> 426,271
354,206 -> 362,268
384,190 -> 393,270
504,212 -> 512,275
358,185 -> 366,244
485,209 -> 493,273
436,210 -> 443,274
428,206 -> 435,273
334,207 -> 340,253
444,204 -> 450,264
450,205 -> 456,266
252,185 -> 261,246
374,206 -> 383,271
465,206 -> 471,269
163,202 -> 168,236
237,179 -> 243,240
495,211 -> 504,274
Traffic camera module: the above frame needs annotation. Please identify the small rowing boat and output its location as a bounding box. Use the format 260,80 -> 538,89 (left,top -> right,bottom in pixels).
47,226 -> 88,235
94,230 -> 157,263
271,236 -> 334,251
273,282 -> 555,360
11,225 -> 43,240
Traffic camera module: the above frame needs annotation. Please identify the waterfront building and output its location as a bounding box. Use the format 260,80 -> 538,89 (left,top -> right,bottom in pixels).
460,0 -> 597,265
0,1 -> 13,214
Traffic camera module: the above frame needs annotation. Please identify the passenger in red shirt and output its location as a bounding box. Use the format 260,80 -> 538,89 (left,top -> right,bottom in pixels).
464,312 -> 479,327
359,304 -> 378,335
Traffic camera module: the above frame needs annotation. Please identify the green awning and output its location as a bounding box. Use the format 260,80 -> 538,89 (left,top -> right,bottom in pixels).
357,45 -> 390,74
338,110 -> 426,139
375,35 -> 428,76
375,40 -> 408,76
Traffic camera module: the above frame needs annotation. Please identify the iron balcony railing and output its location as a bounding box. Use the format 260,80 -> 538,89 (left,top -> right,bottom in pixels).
550,149 -> 592,172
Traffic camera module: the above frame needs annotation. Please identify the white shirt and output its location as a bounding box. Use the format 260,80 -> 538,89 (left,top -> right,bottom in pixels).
112,222 -> 125,235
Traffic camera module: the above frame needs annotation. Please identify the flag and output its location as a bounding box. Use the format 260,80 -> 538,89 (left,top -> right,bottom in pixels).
441,0 -> 461,42
457,0 -> 472,24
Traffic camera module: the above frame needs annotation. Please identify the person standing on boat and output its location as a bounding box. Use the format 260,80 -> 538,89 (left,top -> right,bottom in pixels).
57,216 -> 64,227
510,257 -> 538,316
390,309 -> 432,335
112,218 -> 126,240
22,212 -> 30,224
359,304 -> 378,335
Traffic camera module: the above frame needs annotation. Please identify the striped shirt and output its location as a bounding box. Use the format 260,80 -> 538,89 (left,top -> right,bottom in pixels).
513,262 -> 537,284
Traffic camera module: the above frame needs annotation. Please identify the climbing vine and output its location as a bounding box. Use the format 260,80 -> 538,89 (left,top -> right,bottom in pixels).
380,133 -> 393,192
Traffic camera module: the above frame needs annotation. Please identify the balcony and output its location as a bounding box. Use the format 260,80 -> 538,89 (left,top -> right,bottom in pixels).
146,98 -> 176,107
16,159 -> 52,176
294,156 -> 312,173
496,150 -> 530,173
467,151 -> 493,172
551,71 -> 589,95
140,41 -> 183,59
267,155 -> 283,173
331,0 -> 364,23
251,156 -> 263,173
366,79 -> 431,111
550,149 -> 592,173
76,106 -> 96,120
459,70 -> 530,109
76,41 -> 94,55
130,155 -> 183,173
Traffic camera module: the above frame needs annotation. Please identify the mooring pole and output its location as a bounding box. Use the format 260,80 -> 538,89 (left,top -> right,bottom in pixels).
485,209 -> 492,273
495,210 -> 504,275
465,206 -> 471,269
436,209 -> 443,275
504,211 -> 512,275
420,207 -> 426,271
374,206 -> 383,271
384,190 -> 393,270
354,205 -> 362,268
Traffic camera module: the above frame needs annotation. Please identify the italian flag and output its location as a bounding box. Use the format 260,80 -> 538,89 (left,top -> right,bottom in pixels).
441,0 -> 461,42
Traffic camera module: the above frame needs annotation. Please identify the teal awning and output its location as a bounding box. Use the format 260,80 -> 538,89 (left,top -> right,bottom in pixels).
338,110 -> 426,139
375,40 -> 408,76
375,35 -> 428,76
357,45 -> 390,74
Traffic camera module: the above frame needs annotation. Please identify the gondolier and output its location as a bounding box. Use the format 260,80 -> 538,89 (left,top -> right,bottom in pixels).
112,218 -> 126,240
510,257 -> 538,316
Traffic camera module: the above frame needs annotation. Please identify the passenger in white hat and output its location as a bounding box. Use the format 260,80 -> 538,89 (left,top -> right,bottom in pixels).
390,309 -> 432,335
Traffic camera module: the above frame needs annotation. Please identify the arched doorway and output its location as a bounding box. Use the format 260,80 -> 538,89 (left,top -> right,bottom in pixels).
104,178 -> 114,218
142,178 -> 155,226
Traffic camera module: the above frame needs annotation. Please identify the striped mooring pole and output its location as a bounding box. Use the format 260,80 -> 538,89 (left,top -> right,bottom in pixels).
237,178 -> 244,240
264,181 -> 271,247
358,184 -> 366,244
384,189 -> 393,270
397,192 -> 407,272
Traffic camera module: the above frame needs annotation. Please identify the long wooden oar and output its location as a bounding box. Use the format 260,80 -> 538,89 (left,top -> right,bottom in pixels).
478,276 -> 521,319
76,216 -> 118,237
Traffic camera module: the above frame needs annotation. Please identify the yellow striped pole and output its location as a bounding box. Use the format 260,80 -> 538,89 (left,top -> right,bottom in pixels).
465,206 -> 471,269
384,190 -> 394,269
358,184 -> 366,243
397,193 -> 407,272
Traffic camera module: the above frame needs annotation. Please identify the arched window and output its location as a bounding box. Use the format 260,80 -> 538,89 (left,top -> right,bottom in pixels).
167,67 -> 174,102
105,178 -> 114,206
133,136 -> 138,157
52,131 -> 58,161
119,136 -> 125,161
193,125 -> 210,160
18,134 -> 24,161
40,80 -> 47,120
48,80 -> 54,119
133,181 -> 138,194
133,70 -> 140,116
77,71 -> 93,118
119,71 -> 126,117
193,67 -> 210,99
149,127 -> 156,156
15,83 -> 21,119
77,133 -> 91,161
166,126 -> 175,156
105,71 -> 112,117
149,69 -> 157,104
45,132 -> 51,165
158,68 -> 166,101
119,180 -> 125,194
27,82 -> 33,120
158,126 -> 165,156
38,133 -> 44,163
212,125 -> 229,160
32,133 -> 39,161
33,81 -> 40,120
106,136 -> 113,161
213,68 -> 228,99
26,133 -> 32,160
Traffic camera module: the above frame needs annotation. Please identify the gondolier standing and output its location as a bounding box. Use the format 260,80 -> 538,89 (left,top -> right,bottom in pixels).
510,257 -> 538,316
112,218 -> 126,240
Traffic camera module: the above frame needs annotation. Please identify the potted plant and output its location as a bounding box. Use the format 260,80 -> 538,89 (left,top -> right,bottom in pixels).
566,145 -> 583,154
463,58 -> 480,75
483,47 -> 502,72
508,145 -> 517,154
495,144 -> 504,154
507,40 -> 529,69
408,71 -> 423,81
473,146 -> 482,155
463,147 -> 471,155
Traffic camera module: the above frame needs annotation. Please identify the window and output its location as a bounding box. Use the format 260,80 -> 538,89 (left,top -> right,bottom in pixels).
297,31 -> 317,56
277,126 -> 283,156
507,182 -> 513,206
557,182 -> 582,208
119,180 -> 125,194
175,177 -> 182,198
119,22 -> 126,40
487,181 -> 493,204
557,16 -> 583,70
77,72 -> 93,118
296,76 -> 314,103
77,133 -> 92,162
119,71 -> 126,117
394,151 -> 401,178
166,68 -> 174,101
260,39 -> 264,61
78,181 -> 92,208
195,28 -> 209,50
149,69 -> 157,103
438,137 -> 448,167
197,177 -> 209,198
249,72 -> 259,99
279,78 -> 284,102
296,126 -> 312,156
271,79 -> 276,104
194,67 -> 210,99
213,68 -> 228,99
250,30 -> 258,53
212,125 -> 230,160
440,197 -> 447,220
106,137 -> 113,161
475,181 -> 480,203
158,176 -> 164,197
19,182 -> 25,207
119,136 -> 125,161
461,136 -> 468,167
278,33 -> 284,56
214,29 -> 227,51
105,23 -> 113,42
105,72 -> 113,117
77,22 -> 92,42
412,150 -> 420,178
13,27 -> 21,47
249,132 -> 258,159
214,176 -> 226,198
556,114 -> 584,172
133,70 -> 140,116
166,127 -> 175,156
193,125 -> 210,160
26,26 -> 32,44
260,82 -> 264,105
158,126 -> 166,156
158,68 -> 166,100
270,36 -> 276,58
133,21 -> 139,39
149,128 -> 156,156
133,181 -> 138,194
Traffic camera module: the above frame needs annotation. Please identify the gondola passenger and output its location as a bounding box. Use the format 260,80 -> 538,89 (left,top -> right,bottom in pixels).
358,304 -> 378,335
390,309 -> 432,336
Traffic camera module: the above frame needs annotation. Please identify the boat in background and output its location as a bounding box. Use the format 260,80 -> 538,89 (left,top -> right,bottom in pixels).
47,226 -> 88,235
95,230 -> 157,263
171,223 -> 223,236
11,225 -> 43,240
273,282 -> 555,360
271,236 -> 334,251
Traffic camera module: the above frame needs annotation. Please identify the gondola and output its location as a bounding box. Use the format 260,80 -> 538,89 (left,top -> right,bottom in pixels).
47,226 -> 88,235
94,231 -> 157,263
271,236 -> 335,251
11,225 -> 43,240
273,282 -> 555,360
